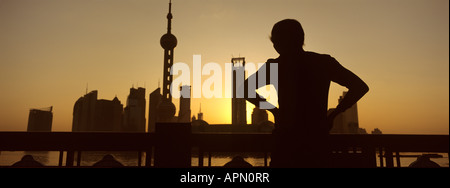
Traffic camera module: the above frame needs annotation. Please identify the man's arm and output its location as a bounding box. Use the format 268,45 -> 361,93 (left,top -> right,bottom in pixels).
239,62 -> 279,116
241,65 -> 267,107
328,60 -> 369,128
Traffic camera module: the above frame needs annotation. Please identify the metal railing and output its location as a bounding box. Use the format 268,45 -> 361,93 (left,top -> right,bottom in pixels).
0,132 -> 448,167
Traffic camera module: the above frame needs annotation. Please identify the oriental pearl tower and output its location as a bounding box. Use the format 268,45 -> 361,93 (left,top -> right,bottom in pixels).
157,0 -> 177,122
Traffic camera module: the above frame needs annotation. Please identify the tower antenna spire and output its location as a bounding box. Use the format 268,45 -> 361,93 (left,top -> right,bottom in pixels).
167,0 -> 173,34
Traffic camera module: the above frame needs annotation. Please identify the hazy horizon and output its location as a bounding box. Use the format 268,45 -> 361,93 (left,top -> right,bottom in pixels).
0,0 -> 448,134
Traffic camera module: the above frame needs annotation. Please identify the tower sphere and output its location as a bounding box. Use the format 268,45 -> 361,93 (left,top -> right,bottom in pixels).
160,33 -> 177,49
157,99 -> 176,120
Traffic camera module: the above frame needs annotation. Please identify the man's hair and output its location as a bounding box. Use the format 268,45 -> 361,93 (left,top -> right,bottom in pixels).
271,19 -> 305,48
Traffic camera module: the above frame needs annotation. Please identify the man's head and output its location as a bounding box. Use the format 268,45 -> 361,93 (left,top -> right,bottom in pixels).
271,19 -> 304,55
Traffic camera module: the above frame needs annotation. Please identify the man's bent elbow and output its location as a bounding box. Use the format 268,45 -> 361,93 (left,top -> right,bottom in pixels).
351,81 -> 369,97
356,82 -> 369,99
362,83 -> 369,94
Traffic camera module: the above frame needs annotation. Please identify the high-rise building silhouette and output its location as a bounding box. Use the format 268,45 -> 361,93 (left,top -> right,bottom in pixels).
178,85 -> 191,123
123,87 -> 146,132
72,91 -> 97,132
148,88 -> 161,133
96,98 -> 123,131
231,57 -> 247,126
27,106 -> 53,132
157,0 -> 177,123
191,103 -> 209,127
329,91 -> 360,134
197,103 -> 204,121
72,90 -> 123,132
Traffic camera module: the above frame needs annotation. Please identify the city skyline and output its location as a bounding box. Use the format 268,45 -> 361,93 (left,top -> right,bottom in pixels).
0,0 -> 448,134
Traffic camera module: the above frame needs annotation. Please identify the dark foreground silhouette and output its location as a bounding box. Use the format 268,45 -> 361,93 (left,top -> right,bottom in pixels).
11,155 -> 44,167
409,154 -> 441,168
243,19 -> 369,167
223,156 -> 253,168
92,154 -> 124,167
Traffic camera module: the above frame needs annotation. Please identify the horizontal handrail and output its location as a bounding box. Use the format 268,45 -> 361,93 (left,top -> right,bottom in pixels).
1,132 -> 447,152
0,132 -> 448,167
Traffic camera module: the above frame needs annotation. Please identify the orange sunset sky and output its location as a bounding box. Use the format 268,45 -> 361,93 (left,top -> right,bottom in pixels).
0,0 -> 448,134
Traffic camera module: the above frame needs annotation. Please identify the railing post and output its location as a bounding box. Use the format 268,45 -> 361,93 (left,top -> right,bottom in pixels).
385,148 -> 394,168
76,151 -> 82,167
198,147 -> 204,167
264,152 -> 268,167
137,151 -> 142,167
66,150 -> 74,167
362,147 -> 377,168
208,152 -> 211,167
145,149 -> 152,167
58,151 -> 64,167
378,147 -> 384,167
154,123 -> 191,167
395,152 -> 401,167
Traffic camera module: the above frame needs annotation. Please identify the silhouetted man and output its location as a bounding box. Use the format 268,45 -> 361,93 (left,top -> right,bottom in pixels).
242,19 -> 369,167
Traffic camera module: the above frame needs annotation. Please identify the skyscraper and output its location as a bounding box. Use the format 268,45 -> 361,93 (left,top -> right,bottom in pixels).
178,85 -> 191,123
72,90 -> 97,132
27,106 -> 53,132
231,57 -> 247,126
148,88 -> 162,133
339,91 -> 359,131
329,91 -> 360,134
197,103 -> 204,121
72,90 -> 123,132
95,97 -> 123,132
123,87 -> 146,132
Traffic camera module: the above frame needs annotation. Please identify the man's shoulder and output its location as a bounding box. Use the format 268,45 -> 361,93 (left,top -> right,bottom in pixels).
304,51 -> 339,66
304,51 -> 334,59
266,58 -> 279,63
265,52 -> 338,64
